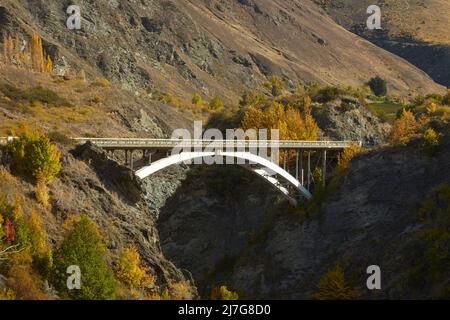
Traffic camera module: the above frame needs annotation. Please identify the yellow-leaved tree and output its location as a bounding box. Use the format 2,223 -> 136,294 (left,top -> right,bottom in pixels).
7,131 -> 61,185
242,101 -> 319,162
311,264 -> 361,300
390,109 -> 419,144
1,31 -> 51,73
117,244 -> 155,290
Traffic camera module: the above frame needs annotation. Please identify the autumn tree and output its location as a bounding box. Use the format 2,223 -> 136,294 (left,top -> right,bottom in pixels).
390,109 -> 419,144
12,200 -> 31,249
27,209 -> 53,276
192,92 -> 203,105
311,264 -> 361,300
0,214 -> 4,244
117,244 -> 154,290
444,89 -> 450,105
45,55 -> 53,73
421,128 -> 441,155
53,214 -> 116,300
211,286 -> 239,300
210,96 -> 224,111
1,31 -> 50,73
8,131 -> 61,184
337,144 -> 362,175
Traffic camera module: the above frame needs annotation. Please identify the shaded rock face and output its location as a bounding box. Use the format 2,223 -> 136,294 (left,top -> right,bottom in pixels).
156,165 -> 285,297
0,0 -> 444,101
156,132 -> 450,299
313,99 -> 391,145
72,142 -> 143,204
366,37 -> 450,88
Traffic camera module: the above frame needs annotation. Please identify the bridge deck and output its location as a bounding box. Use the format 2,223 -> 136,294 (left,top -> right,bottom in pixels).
70,138 -> 360,150
0,137 -> 361,150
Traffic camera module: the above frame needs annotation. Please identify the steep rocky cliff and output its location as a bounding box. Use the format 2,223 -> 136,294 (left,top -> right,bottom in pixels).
156,127 -> 450,299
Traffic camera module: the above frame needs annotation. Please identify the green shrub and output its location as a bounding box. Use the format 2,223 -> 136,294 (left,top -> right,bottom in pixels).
368,76 -> 387,96
314,86 -> 342,103
8,132 -> 61,184
444,89 -> 450,105
48,131 -> 73,146
0,84 -> 72,107
53,214 -> 116,300
264,75 -> 284,97
425,93 -> 445,104
239,91 -> 266,107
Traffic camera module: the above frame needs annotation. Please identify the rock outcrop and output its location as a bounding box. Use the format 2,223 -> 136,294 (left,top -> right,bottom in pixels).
313,98 -> 391,145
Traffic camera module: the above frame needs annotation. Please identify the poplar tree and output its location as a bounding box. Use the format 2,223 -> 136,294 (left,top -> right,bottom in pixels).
45,55 -> 53,73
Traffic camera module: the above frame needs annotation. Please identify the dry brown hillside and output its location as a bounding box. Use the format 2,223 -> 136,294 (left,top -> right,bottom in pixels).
0,0 -> 445,103
314,0 -> 450,86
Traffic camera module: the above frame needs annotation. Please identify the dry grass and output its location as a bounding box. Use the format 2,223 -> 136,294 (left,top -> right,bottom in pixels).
0,66 -> 135,137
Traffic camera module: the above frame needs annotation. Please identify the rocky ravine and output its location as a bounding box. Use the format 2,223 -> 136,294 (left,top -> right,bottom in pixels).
156,128 -> 450,299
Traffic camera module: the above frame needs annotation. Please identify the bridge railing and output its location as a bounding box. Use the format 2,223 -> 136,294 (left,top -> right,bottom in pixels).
1,137 -> 362,149
0,136 -> 17,145
71,138 -> 361,150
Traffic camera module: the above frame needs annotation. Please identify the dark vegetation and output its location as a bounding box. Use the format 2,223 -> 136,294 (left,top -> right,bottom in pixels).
0,84 -> 72,107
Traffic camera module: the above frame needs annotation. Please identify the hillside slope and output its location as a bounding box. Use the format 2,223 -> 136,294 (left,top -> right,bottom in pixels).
314,0 -> 450,86
0,0 -> 445,103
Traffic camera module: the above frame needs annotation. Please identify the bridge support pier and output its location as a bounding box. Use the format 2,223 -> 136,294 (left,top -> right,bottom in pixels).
323,150 -> 327,187
307,151 -> 311,190
130,150 -> 134,170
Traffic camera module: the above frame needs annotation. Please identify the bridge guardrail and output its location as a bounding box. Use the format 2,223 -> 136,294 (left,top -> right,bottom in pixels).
1,137 -> 362,149
71,138 -> 361,149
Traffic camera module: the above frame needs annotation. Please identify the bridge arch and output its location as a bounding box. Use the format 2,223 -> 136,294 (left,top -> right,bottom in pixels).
135,151 -> 312,205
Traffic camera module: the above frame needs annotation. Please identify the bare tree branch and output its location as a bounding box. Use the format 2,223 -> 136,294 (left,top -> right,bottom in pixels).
0,244 -> 24,261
